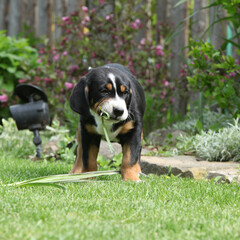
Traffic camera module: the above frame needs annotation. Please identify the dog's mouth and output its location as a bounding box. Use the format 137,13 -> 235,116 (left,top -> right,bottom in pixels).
97,109 -> 123,122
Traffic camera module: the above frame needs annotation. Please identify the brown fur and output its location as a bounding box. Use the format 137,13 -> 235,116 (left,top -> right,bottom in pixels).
120,121 -> 134,134
69,123 -> 83,174
121,144 -> 141,181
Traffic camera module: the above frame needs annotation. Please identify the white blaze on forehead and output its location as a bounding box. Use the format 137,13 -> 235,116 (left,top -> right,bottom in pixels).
108,73 -> 117,92
99,72 -> 128,121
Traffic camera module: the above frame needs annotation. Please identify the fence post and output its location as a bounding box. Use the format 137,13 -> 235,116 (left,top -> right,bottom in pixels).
8,0 -> 22,36
0,0 -> 8,31
171,0 -> 189,117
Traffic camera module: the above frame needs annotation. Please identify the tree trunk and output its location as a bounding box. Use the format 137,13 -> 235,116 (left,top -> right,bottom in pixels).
171,0 -> 189,117
8,0 -> 22,36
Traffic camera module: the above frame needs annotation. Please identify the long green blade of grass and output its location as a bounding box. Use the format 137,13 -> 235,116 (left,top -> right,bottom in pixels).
7,170 -> 121,188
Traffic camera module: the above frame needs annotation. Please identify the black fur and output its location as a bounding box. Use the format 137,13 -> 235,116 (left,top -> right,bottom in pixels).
70,63 -> 146,175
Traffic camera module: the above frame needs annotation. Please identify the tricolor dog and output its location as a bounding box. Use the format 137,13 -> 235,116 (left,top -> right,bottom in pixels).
69,63 -> 145,181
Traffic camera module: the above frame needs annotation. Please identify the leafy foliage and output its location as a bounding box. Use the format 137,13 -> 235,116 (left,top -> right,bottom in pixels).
177,119 -> 240,162
0,31 -> 40,121
171,109 -> 233,134
186,41 -> 240,116
0,118 -> 35,157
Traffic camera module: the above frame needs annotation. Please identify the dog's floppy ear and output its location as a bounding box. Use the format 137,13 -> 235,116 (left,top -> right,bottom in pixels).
70,77 -> 90,117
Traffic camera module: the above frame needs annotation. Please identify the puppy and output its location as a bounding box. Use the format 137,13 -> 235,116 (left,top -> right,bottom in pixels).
69,63 -> 145,181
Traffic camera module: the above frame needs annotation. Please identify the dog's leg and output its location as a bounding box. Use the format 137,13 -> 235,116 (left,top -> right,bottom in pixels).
69,123 -> 101,174
120,126 -> 143,181
69,123 -> 83,174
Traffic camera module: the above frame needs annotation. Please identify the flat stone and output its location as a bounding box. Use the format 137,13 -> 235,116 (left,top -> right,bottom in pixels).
140,155 -> 240,183
99,141 -> 239,183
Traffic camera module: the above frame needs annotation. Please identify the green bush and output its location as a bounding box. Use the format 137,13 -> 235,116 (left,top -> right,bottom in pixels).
176,119 -> 240,162
171,110 -> 233,134
0,31 -> 40,122
186,41 -> 240,116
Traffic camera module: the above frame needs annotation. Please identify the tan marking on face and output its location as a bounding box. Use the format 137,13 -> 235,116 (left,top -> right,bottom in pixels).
120,121 -> 134,134
85,124 -> 97,134
85,85 -> 89,93
120,85 -> 126,93
121,144 -> 141,181
69,123 -> 83,174
130,88 -> 132,94
106,83 -> 113,91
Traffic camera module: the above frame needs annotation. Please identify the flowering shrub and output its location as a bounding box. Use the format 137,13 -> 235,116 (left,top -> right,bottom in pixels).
0,31 -> 39,122
17,0 -> 172,131
185,41 -> 240,116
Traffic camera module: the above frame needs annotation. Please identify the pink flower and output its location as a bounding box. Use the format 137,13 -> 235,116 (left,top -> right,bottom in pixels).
120,51 -> 125,57
63,51 -> 68,56
140,38 -> 146,45
18,79 -> 25,83
39,47 -> 45,54
85,16 -> 90,22
0,94 -> 8,103
180,68 -> 186,77
135,19 -> 141,25
155,45 -> 164,56
65,82 -> 74,90
221,79 -> 226,83
82,6 -> 88,13
162,107 -> 167,112
155,64 -> 161,70
37,58 -> 42,63
229,72 -> 236,77
35,76 -> 41,82
45,77 -> 52,84
162,79 -> 169,87
130,19 -> 142,29
53,54 -> 60,61
170,98 -> 175,103
106,14 -> 113,21
69,65 -> 79,71
209,72 -> 214,76
160,91 -> 166,99
99,0 -> 106,4
62,16 -> 70,22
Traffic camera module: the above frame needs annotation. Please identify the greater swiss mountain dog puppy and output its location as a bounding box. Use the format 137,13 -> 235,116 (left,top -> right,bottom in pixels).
69,63 -> 146,181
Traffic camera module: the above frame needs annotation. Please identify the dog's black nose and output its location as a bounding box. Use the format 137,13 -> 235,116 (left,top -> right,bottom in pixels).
113,107 -> 124,117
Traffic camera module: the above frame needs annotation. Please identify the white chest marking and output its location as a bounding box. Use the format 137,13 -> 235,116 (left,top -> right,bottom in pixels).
90,110 -> 122,141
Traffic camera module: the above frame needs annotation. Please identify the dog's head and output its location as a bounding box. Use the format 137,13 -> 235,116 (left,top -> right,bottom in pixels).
70,67 -> 132,122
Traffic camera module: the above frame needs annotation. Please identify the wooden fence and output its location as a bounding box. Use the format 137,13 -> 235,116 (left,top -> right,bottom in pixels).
0,0 -> 234,116
0,0 -> 85,45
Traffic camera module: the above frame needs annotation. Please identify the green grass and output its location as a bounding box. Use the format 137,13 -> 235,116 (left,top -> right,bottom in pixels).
0,153 -> 240,240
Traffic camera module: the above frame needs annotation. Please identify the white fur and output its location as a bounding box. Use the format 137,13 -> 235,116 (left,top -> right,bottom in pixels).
90,109 -> 122,141
100,73 -> 128,121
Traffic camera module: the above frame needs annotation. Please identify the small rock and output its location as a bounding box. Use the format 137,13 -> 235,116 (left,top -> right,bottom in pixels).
147,129 -> 187,146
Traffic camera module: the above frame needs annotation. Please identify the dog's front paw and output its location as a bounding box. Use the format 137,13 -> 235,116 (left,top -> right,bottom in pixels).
121,163 -> 141,181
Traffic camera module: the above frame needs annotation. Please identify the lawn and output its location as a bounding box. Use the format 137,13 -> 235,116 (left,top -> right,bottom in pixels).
0,151 -> 240,240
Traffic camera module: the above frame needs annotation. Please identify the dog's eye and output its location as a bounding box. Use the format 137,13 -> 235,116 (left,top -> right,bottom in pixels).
101,88 -> 111,94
